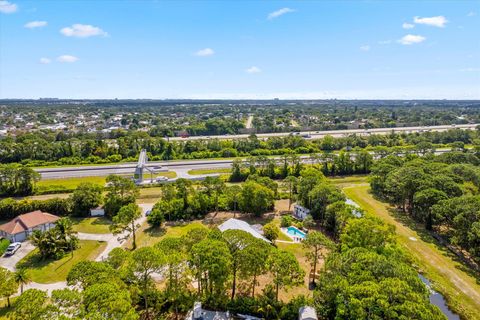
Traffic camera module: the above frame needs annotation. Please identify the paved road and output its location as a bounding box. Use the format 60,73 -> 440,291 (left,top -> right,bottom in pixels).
37,160 -> 231,179
167,123 -> 478,141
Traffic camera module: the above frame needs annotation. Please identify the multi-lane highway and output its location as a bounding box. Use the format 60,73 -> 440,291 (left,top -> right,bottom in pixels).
167,123 -> 478,141
35,123 -> 478,180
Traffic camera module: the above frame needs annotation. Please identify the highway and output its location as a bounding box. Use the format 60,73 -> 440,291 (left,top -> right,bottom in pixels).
167,123 -> 479,141
35,123 -> 478,180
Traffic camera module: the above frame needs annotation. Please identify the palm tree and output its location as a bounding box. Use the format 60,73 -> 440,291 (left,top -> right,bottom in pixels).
14,268 -> 31,294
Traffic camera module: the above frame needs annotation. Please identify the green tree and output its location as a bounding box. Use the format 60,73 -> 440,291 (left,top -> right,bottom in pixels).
14,268 -> 31,294
238,238 -> 271,297
222,230 -> 256,300
263,222 -> 280,242
70,182 -> 103,217
49,288 -> 82,319
10,289 -> 48,320
110,203 -> 142,249
303,231 -> 333,285
413,188 -> 447,230
239,181 -> 274,216
189,238 -> 232,300
83,283 -> 139,320
267,249 -> 305,301
340,217 -> 396,254
131,247 -> 165,312
0,267 -> 17,308
284,175 -> 297,211
104,175 -> 139,217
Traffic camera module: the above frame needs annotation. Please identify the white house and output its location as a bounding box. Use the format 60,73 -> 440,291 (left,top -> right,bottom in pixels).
293,204 -> 310,220
0,211 -> 60,242
218,218 -> 270,243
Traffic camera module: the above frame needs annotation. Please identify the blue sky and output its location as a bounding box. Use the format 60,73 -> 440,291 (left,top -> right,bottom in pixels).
1,0 -> 479,99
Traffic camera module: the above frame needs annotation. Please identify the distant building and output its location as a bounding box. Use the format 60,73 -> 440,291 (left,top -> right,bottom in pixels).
218,218 -> 270,243
90,207 -> 105,217
293,204 -> 310,220
0,211 -> 60,242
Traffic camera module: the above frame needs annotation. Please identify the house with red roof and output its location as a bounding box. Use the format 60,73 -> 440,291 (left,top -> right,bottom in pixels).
0,211 -> 60,242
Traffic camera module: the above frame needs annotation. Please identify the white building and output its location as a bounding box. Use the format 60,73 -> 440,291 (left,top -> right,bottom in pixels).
218,218 -> 270,243
293,204 -> 310,220
299,306 -> 318,320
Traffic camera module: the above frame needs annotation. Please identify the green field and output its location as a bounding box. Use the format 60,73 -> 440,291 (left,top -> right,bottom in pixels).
17,240 -> 107,283
71,217 -> 112,234
37,176 -> 107,190
344,184 -> 480,320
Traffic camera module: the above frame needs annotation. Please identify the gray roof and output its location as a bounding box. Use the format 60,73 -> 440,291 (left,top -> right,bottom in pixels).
299,306 -> 318,320
218,218 -> 270,243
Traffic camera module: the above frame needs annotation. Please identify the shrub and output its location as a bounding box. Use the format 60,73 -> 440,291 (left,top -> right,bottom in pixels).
281,215 -> 294,228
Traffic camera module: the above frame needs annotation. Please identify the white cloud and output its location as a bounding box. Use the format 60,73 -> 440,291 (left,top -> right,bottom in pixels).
24,20 -> 47,28
413,16 -> 448,28
398,34 -> 426,45
360,45 -> 370,51
402,22 -> 415,29
246,66 -> 261,74
60,24 -> 108,38
0,1 -> 17,13
57,55 -> 79,63
39,57 -> 51,64
378,40 -> 392,45
467,11 -> 476,17
194,48 -> 215,56
268,7 -> 295,20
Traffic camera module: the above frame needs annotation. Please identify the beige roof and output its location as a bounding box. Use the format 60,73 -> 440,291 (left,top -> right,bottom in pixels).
0,210 -> 59,235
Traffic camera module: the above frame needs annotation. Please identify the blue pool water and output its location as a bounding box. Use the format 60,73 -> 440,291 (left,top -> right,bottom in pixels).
286,226 -> 306,239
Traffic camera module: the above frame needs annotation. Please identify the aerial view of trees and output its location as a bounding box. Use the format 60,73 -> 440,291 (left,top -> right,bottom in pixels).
370,153 -> 480,263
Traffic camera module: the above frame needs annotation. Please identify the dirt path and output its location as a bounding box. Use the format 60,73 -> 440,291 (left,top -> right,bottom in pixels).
344,185 -> 480,320
245,115 -> 254,129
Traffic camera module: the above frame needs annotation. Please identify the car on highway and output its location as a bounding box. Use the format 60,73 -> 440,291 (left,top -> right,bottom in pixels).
4,242 -> 21,256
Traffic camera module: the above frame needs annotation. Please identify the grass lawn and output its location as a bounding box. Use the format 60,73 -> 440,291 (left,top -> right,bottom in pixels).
344,185 -> 480,320
37,176 -> 107,190
124,221 -> 208,248
71,217 -> 112,234
188,168 -> 231,175
328,175 -> 368,188
17,240 -> 107,283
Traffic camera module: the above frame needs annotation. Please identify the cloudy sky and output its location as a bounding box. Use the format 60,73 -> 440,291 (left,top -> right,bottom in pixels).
0,0 -> 479,99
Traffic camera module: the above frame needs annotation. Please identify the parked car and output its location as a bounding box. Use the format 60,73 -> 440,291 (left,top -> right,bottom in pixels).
145,210 -> 152,216
4,242 -> 21,256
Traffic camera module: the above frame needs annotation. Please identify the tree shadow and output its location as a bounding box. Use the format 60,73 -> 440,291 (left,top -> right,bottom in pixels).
143,226 -> 167,239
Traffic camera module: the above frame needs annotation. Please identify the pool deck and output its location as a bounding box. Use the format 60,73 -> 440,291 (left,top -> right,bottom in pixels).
281,226 -> 305,243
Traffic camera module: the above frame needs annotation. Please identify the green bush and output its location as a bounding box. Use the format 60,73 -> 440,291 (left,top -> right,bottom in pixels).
0,238 -> 10,256
281,215 -> 294,228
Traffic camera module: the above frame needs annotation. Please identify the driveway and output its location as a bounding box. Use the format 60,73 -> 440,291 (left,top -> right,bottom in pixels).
0,241 -> 35,271
94,203 -> 151,261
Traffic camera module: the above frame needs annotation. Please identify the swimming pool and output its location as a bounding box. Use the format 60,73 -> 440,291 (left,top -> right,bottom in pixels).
286,226 -> 306,240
